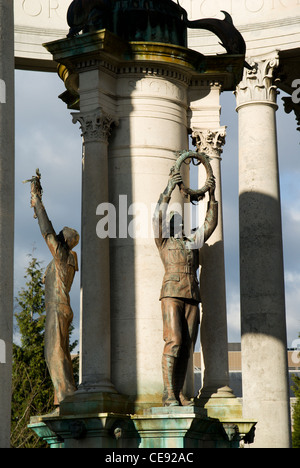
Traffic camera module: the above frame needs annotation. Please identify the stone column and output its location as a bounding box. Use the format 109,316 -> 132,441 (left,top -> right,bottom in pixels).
0,0 -> 14,448
189,83 -> 239,418
192,128 -> 233,400
72,108 -> 117,394
109,69 -> 190,409
235,55 -> 292,448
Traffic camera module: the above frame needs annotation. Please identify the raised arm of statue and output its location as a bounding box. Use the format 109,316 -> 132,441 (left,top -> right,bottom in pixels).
185,176 -> 218,249
29,174 -> 59,259
203,176 -> 218,243
152,171 -> 182,248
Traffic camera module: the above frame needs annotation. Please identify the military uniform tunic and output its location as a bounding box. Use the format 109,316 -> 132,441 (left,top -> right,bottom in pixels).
153,191 -> 218,358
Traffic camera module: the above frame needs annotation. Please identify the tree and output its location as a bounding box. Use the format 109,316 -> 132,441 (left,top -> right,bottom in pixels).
11,254 -> 79,448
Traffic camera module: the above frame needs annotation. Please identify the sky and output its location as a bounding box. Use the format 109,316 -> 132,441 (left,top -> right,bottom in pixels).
14,68 -> 299,350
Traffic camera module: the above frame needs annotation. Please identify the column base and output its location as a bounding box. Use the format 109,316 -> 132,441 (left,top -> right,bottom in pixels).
59,391 -> 133,416
196,385 -> 242,419
59,390 -> 164,416
196,386 -> 256,443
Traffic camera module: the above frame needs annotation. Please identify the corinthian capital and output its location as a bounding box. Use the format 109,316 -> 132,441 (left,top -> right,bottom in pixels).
235,55 -> 280,109
72,108 -> 117,143
192,127 -> 226,159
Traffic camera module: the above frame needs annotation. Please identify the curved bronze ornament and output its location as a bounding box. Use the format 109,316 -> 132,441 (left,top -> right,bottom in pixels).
170,150 -> 214,203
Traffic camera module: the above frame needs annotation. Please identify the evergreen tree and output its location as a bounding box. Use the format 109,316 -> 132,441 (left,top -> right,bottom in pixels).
11,254 -> 79,448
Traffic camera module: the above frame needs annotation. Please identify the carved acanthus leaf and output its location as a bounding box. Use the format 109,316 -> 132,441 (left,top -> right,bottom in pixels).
72,108 -> 117,143
192,128 -> 227,158
235,56 -> 280,108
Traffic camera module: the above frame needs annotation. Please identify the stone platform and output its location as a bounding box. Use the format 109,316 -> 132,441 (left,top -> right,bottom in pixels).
29,402 -> 256,449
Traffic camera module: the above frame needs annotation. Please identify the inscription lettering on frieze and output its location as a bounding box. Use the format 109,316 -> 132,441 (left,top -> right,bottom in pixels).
197,0 -> 300,18
17,0 -> 69,20
292,79 -> 300,104
127,78 -> 185,101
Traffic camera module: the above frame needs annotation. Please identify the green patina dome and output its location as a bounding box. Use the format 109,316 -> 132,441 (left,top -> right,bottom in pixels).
67,1 -> 246,57
67,0 -> 188,47
112,0 -> 188,47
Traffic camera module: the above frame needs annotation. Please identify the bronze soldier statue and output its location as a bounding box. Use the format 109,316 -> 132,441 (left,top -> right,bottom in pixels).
28,171 -> 79,405
153,170 -> 218,406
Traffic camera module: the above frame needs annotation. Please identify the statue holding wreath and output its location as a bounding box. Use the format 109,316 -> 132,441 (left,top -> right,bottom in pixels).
152,151 -> 218,407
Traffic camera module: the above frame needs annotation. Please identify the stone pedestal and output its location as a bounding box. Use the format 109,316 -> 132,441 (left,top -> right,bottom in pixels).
133,406 -> 248,449
29,405 -> 256,449
29,412 -> 139,449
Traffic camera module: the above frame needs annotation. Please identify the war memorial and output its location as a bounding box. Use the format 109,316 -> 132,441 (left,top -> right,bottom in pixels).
0,0 -> 299,449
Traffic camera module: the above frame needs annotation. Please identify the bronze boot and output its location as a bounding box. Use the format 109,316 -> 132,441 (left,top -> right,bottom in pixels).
176,354 -> 194,406
162,355 -> 180,406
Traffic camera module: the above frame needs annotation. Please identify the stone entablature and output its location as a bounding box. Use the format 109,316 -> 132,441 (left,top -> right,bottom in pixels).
181,0 -> 300,58
14,0 -> 70,70
14,0 -> 300,70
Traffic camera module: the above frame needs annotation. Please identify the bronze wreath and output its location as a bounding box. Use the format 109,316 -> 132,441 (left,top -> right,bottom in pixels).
170,151 -> 214,203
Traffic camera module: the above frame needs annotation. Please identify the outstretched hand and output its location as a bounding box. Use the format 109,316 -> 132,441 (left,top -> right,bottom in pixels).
167,171 -> 183,196
207,176 -> 216,201
28,170 -> 42,209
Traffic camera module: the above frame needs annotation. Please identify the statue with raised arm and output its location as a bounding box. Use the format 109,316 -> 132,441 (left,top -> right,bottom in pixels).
27,170 -> 79,405
153,160 -> 218,407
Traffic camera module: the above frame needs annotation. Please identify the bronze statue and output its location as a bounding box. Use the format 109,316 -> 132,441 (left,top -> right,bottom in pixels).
66,0 -> 247,59
27,170 -> 79,404
153,164 -> 218,407
67,0 -> 111,37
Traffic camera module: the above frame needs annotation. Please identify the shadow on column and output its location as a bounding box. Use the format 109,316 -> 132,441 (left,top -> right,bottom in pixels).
108,104 -> 138,412
198,240 -> 231,402
239,191 -> 291,447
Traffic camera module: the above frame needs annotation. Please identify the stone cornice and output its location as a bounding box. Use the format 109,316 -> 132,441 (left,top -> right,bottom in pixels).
44,29 -> 245,92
